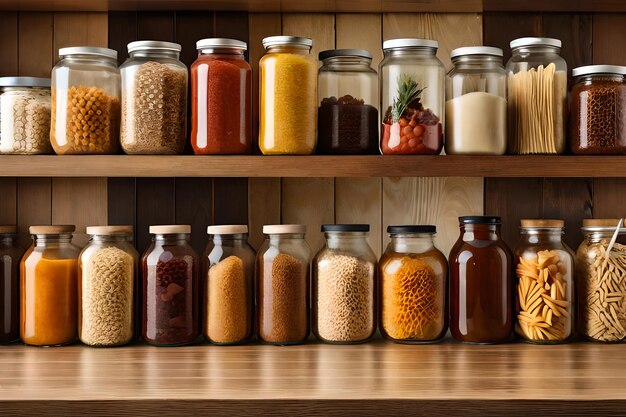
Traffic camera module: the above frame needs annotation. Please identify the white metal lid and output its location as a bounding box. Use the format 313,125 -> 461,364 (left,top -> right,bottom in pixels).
0,226 -> 17,234
572,65 -> 626,77
86,225 -> 133,235
149,225 -> 191,234
59,46 -> 118,60
262,36 -> 312,49
29,225 -> 75,234
0,77 -> 51,88
196,38 -> 247,51
262,224 -> 306,234
510,37 -> 561,49
128,40 -> 181,54
207,225 -> 248,235
450,46 -> 503,58
383,38 -> 438,51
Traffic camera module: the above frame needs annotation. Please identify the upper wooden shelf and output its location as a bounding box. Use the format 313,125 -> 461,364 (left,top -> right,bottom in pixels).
0,154 -> 624,178
1,340 -> 625,415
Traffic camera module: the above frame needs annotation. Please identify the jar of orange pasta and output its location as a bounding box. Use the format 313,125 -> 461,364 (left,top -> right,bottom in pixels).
379,225 -> 447,343
21,225 -> 81,346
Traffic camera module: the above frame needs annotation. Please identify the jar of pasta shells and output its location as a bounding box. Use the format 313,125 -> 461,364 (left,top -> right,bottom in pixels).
577,219 -> 626,343
51,46 -> 120,155
380,225 -> 447,344
514,219 -> 574,344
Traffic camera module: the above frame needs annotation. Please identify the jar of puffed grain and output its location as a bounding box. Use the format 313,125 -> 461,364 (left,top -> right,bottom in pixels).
51,46 -> 121,154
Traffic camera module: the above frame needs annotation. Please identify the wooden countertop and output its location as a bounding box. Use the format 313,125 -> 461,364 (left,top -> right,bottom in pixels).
2,339 -> 626,415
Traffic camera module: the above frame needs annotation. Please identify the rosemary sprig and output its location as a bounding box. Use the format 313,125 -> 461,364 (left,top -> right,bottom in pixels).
391,74 -> 425,123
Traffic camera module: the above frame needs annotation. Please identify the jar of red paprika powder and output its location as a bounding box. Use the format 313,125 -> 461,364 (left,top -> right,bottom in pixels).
191,38 -> 252,155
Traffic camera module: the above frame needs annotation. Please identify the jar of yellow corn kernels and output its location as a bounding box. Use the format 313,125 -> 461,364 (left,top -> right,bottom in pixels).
51,47 -> 121,154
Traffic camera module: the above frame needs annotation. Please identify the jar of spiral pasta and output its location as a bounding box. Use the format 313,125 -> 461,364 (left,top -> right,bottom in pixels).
379,225 -> 447,344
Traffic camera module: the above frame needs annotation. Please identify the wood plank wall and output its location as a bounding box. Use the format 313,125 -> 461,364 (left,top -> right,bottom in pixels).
0,10 -> 624,258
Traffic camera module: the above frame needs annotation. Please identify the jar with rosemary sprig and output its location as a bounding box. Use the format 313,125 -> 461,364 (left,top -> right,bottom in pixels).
380,39 -> 445,155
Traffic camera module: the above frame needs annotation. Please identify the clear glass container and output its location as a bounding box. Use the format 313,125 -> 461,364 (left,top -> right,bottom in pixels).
20,225 -> 80,346
0,226 -> 22,343
317,49 -> 379,154
514,220 -> 574,344
449,216 -> 513,344
577,219 -> 626,342
51,47 -> 120,155
259,36 -> 317,155
0,77 -> 52,155
142,225 -> 198,346
446,47 -> 507,155
380,38 -> 444,155
571,65 -> 626,155
120,41 -> 187,155
203,225 -> 255,345
506,37 -> 567,154
256,224 -> 310,345
379,225 -> 448,344
79,226 -> 138,347
312,225 -> 377,344
191,38 -> 251,155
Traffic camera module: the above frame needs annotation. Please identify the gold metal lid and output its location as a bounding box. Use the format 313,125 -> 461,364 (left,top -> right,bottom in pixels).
520,219 -> 564,228
582,219 -> 622,227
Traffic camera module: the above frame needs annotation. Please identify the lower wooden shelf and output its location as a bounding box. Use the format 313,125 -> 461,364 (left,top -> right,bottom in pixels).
2,339 -> 625,415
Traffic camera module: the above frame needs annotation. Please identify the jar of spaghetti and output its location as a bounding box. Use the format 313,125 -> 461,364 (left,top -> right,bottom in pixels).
20,225 -> 80,346
514,219 -> 574,344
203,225 -> 255,345
142,225 -> 198,346
120,41 -> 187,155
0,226 -> 22,343
191,39 -> 251,155
379,38 -> 444,155
259,36 -> 317,155
256,225 -> 310,345
571,65 -> 626,154
380,225 -> 447,344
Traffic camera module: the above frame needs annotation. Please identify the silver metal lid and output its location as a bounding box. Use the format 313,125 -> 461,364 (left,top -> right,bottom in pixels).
128,40 -> 181,54
383,38 -> 438,51
510,37 -> 561,49
450,46 -> 503,59
59,46 -> 118,60
319,49 -> 372,61
262,36 -> 312,49
196,38 -> 247,51
0,77 -> 51,88
572,65 -> 626,77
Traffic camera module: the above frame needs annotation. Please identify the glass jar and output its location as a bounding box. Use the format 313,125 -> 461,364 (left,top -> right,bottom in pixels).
203,225 -> 255,345
571,65 -> 626,154
317,49 -> 379,155
0,226 -> 22,343
577,219 -> 626,342
449,216 -> 513,344
445,47 -> 507,155
51,46 -> 120,155
120,41 -> 187,155
380,38 -> 444,155
312,224 -> 376,344
379,225 -> 448,344
513,220 -> 574,344
256,224 -> 310,345
259,36 -> 317,155
191,38 -> 251,155
0,77 -> 52,155
506,37 -> 567,154
142,225 -> 198,346
20,225 -> 80,346
78,226 -> 138,347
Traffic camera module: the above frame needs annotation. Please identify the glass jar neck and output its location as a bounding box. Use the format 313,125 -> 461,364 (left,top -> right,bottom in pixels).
153,233 -> 189,244
90,234 -> 131,244
511,45 -> 561,56
390,233 -> 435,251
520,228 -> 563,244
324,232 -> 368,249
268,233 -> 305,244
584,231 -> 621,243
211,234 -> 248,245
0,234 -> 16,247
322,56 -> 373,69
576,74 -> 623,83
130,50 -> 180,60
461,223 -> 501,240
2,86 -> 48,93
61,54 -> 118,68
198,48 -> 244,56
266,45 -> 311,55
33,233 -> 73,245
383,47 -> 437,58
452,54 -> 503,70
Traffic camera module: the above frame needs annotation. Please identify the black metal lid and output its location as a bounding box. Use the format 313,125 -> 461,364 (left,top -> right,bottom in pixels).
319,48 -> 372,61
321,224 -> 370,232
459,216 -> 501,224
387,225 -> 436,234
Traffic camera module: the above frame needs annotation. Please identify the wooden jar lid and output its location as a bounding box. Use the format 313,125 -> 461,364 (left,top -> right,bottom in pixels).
520,219 -> 564,228
29,225 -> 75,234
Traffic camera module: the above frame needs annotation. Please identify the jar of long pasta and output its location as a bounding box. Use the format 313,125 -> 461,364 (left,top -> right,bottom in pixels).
514,219 -> 574,344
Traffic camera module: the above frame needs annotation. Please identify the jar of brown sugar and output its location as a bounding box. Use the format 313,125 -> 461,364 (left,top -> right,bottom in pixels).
571,65 -> 626,154
51,46 -> 121,155
256,224 -> 310,345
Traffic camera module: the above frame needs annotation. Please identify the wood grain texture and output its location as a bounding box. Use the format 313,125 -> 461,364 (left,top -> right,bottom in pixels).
16,178 -> 51,248
53,12 -> 109,51
247,178 -> 281,251
174,178 -> 213,255
542,178 -> 592,250
593,14 -> 626,65
18,12 -> 54,77
483,13 -> 540,63
0,12 -> 18,76
107,178 -> 136,236
107,11 -> 137,65
592,179 -> 626,219
175,11 -> 213,68
541,13 -> 592,71
0,178 -> 17,225
136,12 -> 175,41
135,178 -> 175,253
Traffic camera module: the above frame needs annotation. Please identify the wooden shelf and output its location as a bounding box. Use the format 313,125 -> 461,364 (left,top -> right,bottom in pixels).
0,155 -> 624,178
1,340 -> 625,415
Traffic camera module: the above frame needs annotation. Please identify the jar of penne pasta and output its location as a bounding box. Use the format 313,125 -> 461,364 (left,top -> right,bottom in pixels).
514,219 -> 574,344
